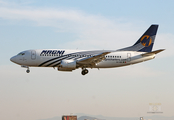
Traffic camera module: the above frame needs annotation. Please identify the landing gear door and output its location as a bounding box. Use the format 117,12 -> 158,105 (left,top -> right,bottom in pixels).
127,53 -> 131,62
31,50 -> 36,60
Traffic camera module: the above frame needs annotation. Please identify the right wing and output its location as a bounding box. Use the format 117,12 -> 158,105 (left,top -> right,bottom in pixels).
77,52 -> 110,67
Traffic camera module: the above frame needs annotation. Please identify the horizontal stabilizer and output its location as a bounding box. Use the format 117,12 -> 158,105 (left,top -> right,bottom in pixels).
142,49 -> 165,56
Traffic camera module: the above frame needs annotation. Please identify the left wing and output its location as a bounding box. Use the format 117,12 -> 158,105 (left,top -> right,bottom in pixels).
77,52 -> 110,67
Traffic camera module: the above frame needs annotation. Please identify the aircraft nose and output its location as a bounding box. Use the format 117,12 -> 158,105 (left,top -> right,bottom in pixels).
10,56 -> 16,63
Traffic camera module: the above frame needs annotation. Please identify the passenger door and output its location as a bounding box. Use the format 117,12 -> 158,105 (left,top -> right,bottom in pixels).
127,53 -> 131,62
31,50 -> 36,60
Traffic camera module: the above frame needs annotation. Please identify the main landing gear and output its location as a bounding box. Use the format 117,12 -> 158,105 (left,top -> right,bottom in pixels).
81,68 -> 89,75
26,68 -> 30,73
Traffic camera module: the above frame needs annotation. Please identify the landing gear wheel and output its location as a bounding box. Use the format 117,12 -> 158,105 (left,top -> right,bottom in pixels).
81,70 -> 85,75
81,69 -> 89,75
84,69 -> 88,74
26,69 -> 30,73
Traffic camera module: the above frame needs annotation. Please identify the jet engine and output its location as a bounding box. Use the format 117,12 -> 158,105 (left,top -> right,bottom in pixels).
58,59 -> 76,71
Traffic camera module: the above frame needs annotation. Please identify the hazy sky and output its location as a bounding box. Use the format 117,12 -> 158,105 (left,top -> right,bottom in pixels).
0,0 -> 174,120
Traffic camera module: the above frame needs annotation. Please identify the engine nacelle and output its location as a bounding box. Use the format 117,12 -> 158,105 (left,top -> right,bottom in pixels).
58,60 -> 76,71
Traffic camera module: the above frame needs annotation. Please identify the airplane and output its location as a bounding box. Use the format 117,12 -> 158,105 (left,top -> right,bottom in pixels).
10,24 -> 164,75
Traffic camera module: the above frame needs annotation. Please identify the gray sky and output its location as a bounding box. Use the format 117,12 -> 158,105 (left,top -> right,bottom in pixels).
0,0 -> 174,120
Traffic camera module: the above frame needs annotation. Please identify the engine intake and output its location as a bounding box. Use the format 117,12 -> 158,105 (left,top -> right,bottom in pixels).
58,60 -> 76,71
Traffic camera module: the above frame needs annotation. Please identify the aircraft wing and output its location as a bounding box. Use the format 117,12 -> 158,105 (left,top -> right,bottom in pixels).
77,52 -> 110,67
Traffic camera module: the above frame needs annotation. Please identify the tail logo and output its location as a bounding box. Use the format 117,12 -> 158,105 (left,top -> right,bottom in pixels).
140,35 -> 152,47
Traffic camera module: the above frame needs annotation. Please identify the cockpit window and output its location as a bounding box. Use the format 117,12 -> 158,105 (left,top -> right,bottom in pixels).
17,52 -> 25,56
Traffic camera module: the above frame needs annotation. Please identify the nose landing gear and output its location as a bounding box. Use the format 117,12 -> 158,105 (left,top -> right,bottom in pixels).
81,68 -> 89,75
21,65 -> 30,73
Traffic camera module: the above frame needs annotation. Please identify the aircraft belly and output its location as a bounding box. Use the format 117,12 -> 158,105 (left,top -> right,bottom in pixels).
130,55 -> 155,64
95,54 -> 155,68
95,60 -> 124,68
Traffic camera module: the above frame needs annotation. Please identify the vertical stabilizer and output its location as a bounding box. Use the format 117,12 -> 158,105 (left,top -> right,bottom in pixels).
118,25 -> 158,52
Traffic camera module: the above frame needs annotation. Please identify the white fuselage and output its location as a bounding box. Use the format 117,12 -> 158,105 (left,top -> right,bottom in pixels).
10,49 -> 155,69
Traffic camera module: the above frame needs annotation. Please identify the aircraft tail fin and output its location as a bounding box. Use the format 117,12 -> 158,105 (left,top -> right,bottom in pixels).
118,25 -> 159,52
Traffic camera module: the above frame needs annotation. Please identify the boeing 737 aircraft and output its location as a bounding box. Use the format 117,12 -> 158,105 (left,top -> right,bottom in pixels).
10,25 -> 164,75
